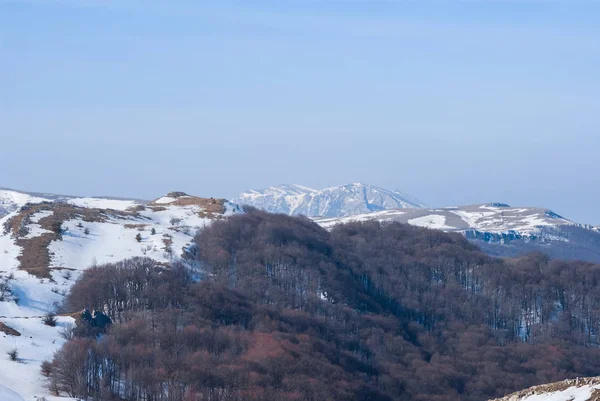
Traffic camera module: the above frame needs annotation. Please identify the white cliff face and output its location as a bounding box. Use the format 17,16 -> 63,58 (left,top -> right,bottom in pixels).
234,183 -> 426,218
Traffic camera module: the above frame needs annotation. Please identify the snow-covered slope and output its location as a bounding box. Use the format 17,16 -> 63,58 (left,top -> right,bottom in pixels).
490,377 -> 600,401
234,183 -> 426,217
0,190 -> 240,400
315,203 -> 600,263
316,203 -> 573,233
0,188 -> 50,217
0,187 -> 142,218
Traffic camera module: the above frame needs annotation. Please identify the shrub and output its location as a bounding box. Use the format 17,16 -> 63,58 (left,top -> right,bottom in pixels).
59,324 -> 74,340
7,349 -> 18,361
43,312 -> 58,327
41,359 -> 53,377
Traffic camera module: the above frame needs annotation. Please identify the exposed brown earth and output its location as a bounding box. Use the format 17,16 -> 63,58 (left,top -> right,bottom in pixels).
149,192 -> 228,217
3,194 -> 230,279
3,203 -> 136,279
0,321 -> 21,336
124,224 -> 150,230
491,377 -> 600,400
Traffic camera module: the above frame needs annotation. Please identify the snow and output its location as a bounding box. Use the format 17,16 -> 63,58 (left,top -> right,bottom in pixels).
316,209 -> 407,229
519,384 -> 600,401
0,214 -> 77,400
0,190 -> 50,217
315,203 -> 584,242
49,203 -> 232,272
236,183 -> 426,218
153,196 -> 178,204
29,210 -> 53,223
408,214 -> 453,230
67,197 -> 139,211
0,385 -> 24,401
0,190 -> 49,208
22,224 -> 52,240
22,211 -> 55,239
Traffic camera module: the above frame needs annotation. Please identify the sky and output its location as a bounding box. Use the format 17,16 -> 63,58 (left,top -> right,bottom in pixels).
1,0 -> 599,224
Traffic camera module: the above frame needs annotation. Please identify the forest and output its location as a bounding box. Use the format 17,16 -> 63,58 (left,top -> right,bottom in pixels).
46,209 -> 600,401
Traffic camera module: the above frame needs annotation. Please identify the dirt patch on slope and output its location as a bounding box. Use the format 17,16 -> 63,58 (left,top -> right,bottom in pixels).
0,322 -> 21,336
4,203 -> 137,279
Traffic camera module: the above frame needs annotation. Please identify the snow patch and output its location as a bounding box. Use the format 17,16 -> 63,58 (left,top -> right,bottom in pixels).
408,214 -> 452,230
67,197 -> 139,211
520,384 -> 600,401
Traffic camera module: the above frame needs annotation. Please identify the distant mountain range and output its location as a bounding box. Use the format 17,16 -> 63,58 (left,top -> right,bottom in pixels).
1,183 -> 600,399
236,183 -> 600,263
4,184 -> 600,263
233,183 -> 426,218
316,203 -> 600,262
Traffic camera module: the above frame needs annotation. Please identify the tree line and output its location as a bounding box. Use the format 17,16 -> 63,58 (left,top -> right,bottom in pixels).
46,209 -> 600,401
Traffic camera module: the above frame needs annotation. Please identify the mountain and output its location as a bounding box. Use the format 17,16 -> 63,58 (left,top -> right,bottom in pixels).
0,189 -> 239,400
316,203 -> 600,263
2,185 -> 600,400
489,377 -> 600,400
234,183 -> 426,217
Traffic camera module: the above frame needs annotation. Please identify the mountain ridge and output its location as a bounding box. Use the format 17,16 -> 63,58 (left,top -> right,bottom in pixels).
234,182 -> 427,217
315,203 -> 600,263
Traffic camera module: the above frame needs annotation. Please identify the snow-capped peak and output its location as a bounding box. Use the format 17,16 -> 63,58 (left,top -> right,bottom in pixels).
234,183 -> 426,217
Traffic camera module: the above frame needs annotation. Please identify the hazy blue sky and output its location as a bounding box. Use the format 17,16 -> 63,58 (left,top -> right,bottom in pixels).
1,0 -> 599,224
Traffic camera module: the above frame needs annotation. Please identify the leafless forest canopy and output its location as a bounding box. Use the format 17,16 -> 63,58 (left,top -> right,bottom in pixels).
47,209 -> 600,401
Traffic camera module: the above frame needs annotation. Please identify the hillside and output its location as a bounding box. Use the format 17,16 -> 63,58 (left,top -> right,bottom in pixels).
234,183 -> 426,217
0,187 -> 143,218
4,186 -> 600,400
0,190 -> 239,400
42,211 -> 600,401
